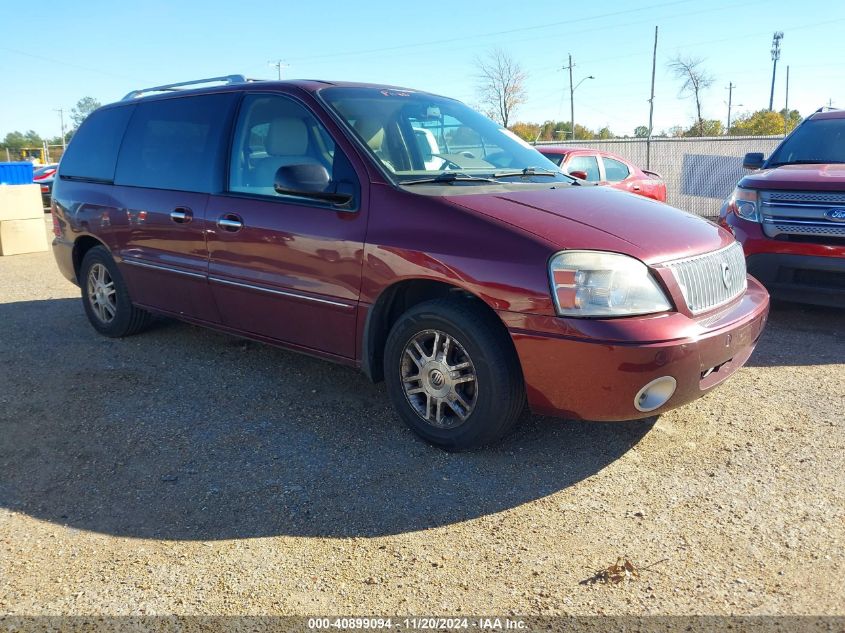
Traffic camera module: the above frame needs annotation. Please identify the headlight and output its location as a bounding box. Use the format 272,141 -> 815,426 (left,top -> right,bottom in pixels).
726,187 -> 759,221
549,251 -> 672,317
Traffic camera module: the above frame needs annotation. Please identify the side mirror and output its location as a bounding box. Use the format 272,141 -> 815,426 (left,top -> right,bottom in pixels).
569,170 -> 589,180
274,164 -> 354,206
742,152 -> 765,170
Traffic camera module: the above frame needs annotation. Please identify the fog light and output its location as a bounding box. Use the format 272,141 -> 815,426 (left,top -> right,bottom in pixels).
634,376 -> 677,412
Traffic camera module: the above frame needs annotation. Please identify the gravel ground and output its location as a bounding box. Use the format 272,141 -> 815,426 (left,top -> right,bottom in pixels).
0,219 -> 843,617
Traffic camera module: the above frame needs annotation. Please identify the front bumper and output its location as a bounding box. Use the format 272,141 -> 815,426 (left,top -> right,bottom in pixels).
500,276 -> 770,421
725,214 -> 845,308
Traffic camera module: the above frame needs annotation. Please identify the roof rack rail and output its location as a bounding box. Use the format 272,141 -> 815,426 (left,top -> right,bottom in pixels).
814,106 -> 840,113
122,75 -> 255,101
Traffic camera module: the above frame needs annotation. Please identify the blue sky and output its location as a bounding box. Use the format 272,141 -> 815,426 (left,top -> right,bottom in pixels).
2,0 -> 843,140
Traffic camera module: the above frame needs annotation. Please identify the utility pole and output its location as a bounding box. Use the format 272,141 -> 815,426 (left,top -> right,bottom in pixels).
53,108 -> 67,151
726,82 -> 735,133
268,59 -> 289,80
564,54 -> 575,139
768,31 -> 783,111
562,54 -> 594,141
784,65 -> 790,135
646,26 -> 658,169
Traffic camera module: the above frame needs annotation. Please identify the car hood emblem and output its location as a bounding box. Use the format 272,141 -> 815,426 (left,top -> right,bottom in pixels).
721,262 -> 731,289
825,208 -> 845,222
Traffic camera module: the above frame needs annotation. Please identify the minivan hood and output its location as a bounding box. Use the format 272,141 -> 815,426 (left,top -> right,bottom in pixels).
445,186 -> 731,265
741,164 -> 845,191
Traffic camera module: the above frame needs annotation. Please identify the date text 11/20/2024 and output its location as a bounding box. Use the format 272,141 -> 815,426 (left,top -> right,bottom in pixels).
307,617 -> 527,630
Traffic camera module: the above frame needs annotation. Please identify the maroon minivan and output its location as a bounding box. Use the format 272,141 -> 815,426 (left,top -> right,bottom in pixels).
51,76 -> 769,449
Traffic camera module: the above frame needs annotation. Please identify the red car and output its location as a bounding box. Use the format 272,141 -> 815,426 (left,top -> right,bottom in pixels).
720,107 -> 845,308
538,146 -> 667,202
51,76 -> 768,449
33,164 -> 58,181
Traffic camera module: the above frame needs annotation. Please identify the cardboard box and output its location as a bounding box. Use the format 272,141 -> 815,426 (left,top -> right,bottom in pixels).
0,184 -> 44,221
0,218 -> 49,256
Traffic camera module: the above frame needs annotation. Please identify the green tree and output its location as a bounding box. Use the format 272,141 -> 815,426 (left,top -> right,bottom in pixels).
634,125 -> 649,138
684,119 -> 724,137
508,122 -> 541,142
729,109 -> 801,136
70,96 -> 102,129
596,126 -> 614,140
1,130 -> 44,151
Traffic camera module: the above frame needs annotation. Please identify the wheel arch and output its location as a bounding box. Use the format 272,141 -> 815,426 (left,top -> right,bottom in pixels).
361,278 -> 512,383
72,235 -> 110,284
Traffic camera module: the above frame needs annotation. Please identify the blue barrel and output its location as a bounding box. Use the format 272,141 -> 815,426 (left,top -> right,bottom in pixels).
0,162 -> 35,185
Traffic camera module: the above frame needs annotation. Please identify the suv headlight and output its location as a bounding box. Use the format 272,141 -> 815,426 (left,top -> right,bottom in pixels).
726,186 -> 759,222
549,251 -> 672,317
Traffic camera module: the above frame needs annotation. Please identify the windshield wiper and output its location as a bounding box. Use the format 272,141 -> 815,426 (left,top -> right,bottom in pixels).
402,172 -> 502,185
492,167 -> 560,178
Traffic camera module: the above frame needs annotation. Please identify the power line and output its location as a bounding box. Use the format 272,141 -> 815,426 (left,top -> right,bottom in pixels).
0,46 -> 131,79
284,0 -> 697,63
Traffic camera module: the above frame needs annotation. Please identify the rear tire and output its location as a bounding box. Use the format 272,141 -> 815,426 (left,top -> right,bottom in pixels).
384,298 -> 525,450
79,246 -> 152,337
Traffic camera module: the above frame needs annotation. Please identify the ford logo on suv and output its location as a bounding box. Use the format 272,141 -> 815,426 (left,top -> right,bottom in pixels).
825,208 -> 845,222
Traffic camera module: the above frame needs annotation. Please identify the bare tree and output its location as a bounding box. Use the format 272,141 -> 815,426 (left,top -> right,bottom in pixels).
475,48 -> 528,127
668,55 -> 714,135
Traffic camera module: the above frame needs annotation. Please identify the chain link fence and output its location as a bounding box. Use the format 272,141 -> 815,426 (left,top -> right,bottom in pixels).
537,136 -> 784,217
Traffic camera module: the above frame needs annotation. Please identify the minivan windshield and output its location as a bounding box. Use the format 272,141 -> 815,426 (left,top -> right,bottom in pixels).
768,117 -> 845,166
321,87 -> 572,185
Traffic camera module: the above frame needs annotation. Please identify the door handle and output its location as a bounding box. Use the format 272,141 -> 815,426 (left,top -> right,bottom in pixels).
217,213 -> 244,232
632,185 -> 641,191
170,207 -> 193,223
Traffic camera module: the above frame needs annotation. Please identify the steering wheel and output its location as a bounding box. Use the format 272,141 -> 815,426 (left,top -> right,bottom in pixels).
429,153 -> 463,170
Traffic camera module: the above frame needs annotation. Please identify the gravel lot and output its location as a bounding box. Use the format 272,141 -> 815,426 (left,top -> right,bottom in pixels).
0,219 -> 843,617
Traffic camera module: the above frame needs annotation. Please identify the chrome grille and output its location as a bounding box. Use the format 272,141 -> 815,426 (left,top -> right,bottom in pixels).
663,242 -> 747,314
766,191 -> 845,204
760,190 -> 845,239
765,221 -> 845,237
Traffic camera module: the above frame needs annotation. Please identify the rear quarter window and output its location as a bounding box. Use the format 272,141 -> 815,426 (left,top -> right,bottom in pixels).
115,93 -> 237,193
602,157 -> 630,182
59,106 -> 135,182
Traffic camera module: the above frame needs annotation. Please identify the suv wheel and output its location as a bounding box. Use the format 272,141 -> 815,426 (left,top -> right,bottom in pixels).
80,246 -> 151,337
384,298 -> 525,450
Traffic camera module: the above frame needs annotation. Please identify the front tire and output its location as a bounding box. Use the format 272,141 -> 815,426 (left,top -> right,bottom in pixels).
80,246 -> 151,337
384,298 -> 525,450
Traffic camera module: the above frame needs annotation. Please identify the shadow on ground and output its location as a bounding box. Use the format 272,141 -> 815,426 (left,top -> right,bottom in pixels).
0,298 -> 654,540
0,297 -> 838,540
746,300 -> 843,368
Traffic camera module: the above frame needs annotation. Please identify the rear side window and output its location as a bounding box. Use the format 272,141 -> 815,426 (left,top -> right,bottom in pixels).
567,155 -> 600,182
602,157 -> 630,182
115,93 -> 236,193
60,106 -> 134,182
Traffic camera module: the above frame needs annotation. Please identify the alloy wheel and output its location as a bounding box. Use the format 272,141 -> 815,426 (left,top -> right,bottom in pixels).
400,329 -> 478,429
86,263 -> 117,324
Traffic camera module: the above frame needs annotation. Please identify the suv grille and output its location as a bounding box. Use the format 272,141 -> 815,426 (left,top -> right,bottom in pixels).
760,190 -> 845,240
664,242 -> 747,314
